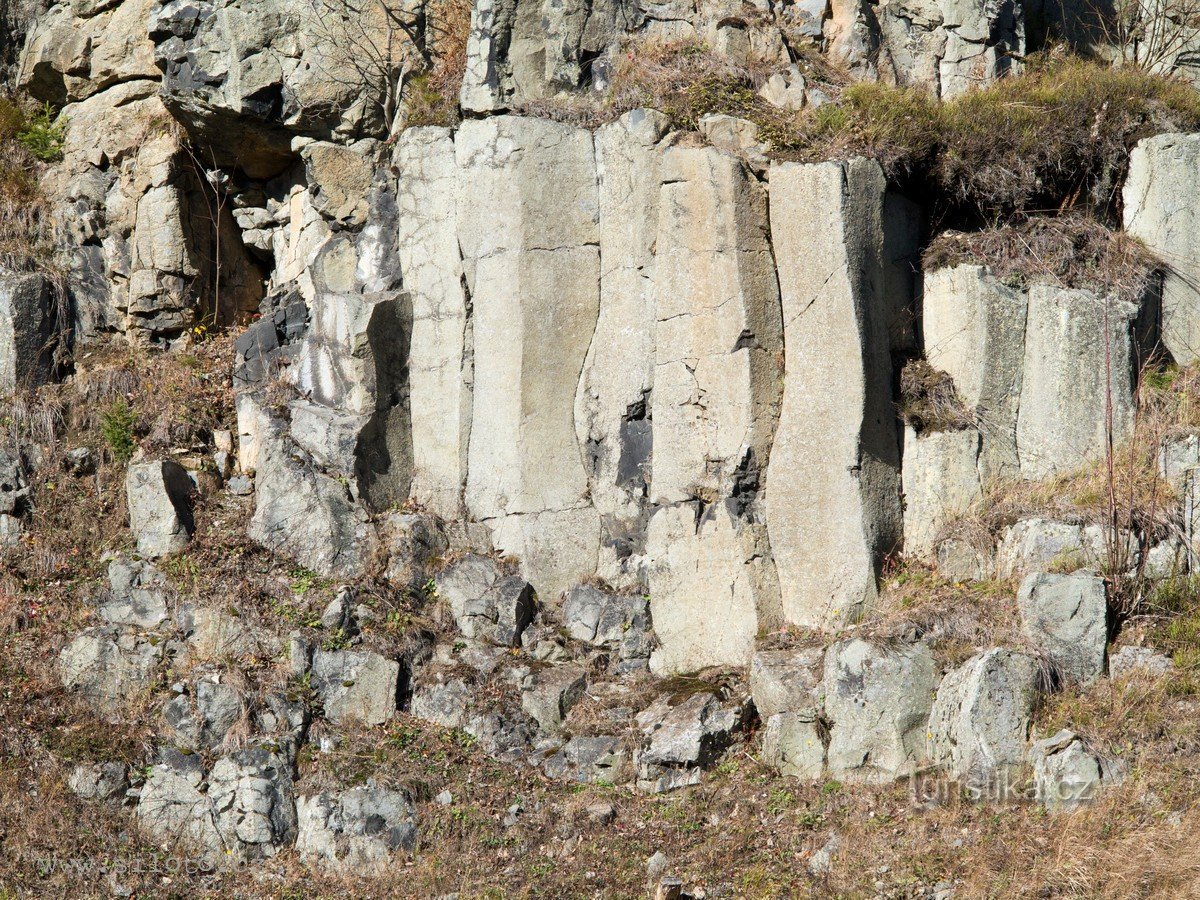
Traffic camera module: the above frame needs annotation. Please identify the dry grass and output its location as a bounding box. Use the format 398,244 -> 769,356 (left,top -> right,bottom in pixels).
924,214 -> 1159,304
898,359 -> 975,433
402,0 -> 472,129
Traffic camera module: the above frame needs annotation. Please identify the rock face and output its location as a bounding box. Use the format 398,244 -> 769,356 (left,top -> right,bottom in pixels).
59,627 -> 163,716
902,426 -> 984,559
1018,573 -> 1108,685
101,555 -> 170,629
921,264 -> 1026,480
126,459 -> 195,557
310,649 -> 400,726
927,649 -> 1041,786
1017,285 -> 1140,480
1125,133 -> 1200,364
0,273 -> 57,395
766,159 -> 904,629
457,116 -> 601,598
562,584 -> 655,669
296,783 -> 418,873
1029,729 -> 1120,812
434,554 -> 535,647
824,639 -> 935,782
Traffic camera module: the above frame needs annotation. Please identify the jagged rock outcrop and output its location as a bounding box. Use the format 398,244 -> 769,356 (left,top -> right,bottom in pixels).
126,459 -> 194,558
1018,572 -> 1108,685
765,158 -> 904,629
296,783 -> 418,873
902,426 -> 983,559
0,272 -> 57,394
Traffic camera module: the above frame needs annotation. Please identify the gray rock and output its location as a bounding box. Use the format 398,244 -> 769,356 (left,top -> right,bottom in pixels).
0,512 -> 21,547
320,587 -> 356,632
410,676 -> 472,728
161,679 -> 242,751
295,781 -> 417,872
520,665 -> 587,734
434,555 -> 535,647
0,271 -> 57,395
749,647 -> 825,719
766,159 -> 905,629
64,446 -> 98,476
927,649 -> 1042,785
0,450 -> 29,516
68,762 -> 128,801
1017,573 -> 1108,686
807,832 -> 841,875
227,474 -> 254,495
188,607 -> 278,661
1124,133 -> 1200,364
464,710 -> 536,760
635,690 -> 752,793
921,264 -> 1026,481
761,712 -> 826,779
137,754 -> 221,855
101,555 -> 169,629
542,735 -> 629,784
1109,645 -> 1174,679
824,639 -> 935,782
380,512 -> 449,589
311,649 -> 399,726
996,519 -> 1089,579
207,746 -> 297,858
1017,285 -> 1139,480
902,426 -> 984,560
58,626 -> 163,717
126,460 -> 194,558
562,585 -> 654,666
1030,730 -> 1122,812
936,537 -> 993,582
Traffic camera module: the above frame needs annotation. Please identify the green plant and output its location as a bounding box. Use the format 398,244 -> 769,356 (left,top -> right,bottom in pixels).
99,399 -> 137,463
17,103 -> 64,162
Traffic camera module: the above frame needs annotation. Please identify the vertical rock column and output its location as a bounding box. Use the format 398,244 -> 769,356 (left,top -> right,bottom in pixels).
395,127 -> 473,521
645,146 -> 784,674
1125,133 -> 1200,363
765,158 -> 902,629
457,116 -> 602,599
574,109 -> 670,587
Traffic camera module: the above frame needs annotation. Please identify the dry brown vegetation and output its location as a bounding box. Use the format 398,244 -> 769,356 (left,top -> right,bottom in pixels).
899,359 -> 976,433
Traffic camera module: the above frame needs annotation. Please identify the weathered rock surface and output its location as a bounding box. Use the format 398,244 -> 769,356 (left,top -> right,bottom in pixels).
996,519 -> 1091,579
646,501 -> 778,674
1030,729 -> 1121,812
766,158 -> 904,628
161,679 -> 242,751
101,555 -> 169,629
310,649 -> 400,726
69,761 -> 129,801
0,272 -> 57,395
296,783 -> 418,873
761,712 -> 826,779
921,264 -> 1026,480
635,690 -> 752,793
927,649 -> 1041,785
824,639 -> 935,782
1017,285 -> 1140,480
562,584 -> 654,669
749,647 -> 824,719
58,626 -> 163,716
126,459 -> 194,558
457,116 -> 601,598
1018,573 -> 1108,685
0,450 -> 29,516
902,426 -> 984,559
434,554 -> 535,647
542,735 -> 630,784
520,664 -> 587,734
1125,133 -> 1200,364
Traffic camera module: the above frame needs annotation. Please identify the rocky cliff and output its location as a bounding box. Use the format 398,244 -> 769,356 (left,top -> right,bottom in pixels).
4,0 -> 1200,895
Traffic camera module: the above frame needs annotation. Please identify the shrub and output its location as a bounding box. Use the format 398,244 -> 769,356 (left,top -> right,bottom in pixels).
16,102 -> 64,163
99,400 -> 137,464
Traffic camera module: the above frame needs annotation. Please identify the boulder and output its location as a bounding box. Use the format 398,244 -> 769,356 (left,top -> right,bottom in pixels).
126,460 -> 194,558
996,519 -> 1090,579
101,555 -> 169,629
562,584 -> 655,668
936,536 -> 993,582
635,690 -> 753,793
395,127 -> 471,520
310,649 -> 400,726
457,116 -> 601,597
761,712 -> 826,779
1017,573 -> 1108,685
296,782 -> 418,873
1108,645 -> 1174,679
1124,133 -> 1200,364
645,501 -> 778,674
520,664 -> 588,734
0,272 -> 57,395
824,639 -> 935,782
206,746 -> 297,858
1016,285 -> 1139,480
433,554 -> 535,647
161,679 -> 243,751
58,626 -> 163,717
902,426 -> 984,559
187,606 -> 279,661
410,675 -> 472,728
749,647 -> 825,719
650,146 -> 782,507
542,735 -> 630,784
137,753 -> 221,855
927,649 -> 1041,785
766,159 -> 904,628
0,450 -> 29,516
68,761 -> 128,801
1030,729 -> 1122,812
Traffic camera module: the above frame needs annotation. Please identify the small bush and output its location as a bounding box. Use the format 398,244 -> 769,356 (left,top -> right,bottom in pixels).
99,400 -> 137,464
16,102 -> 64,163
